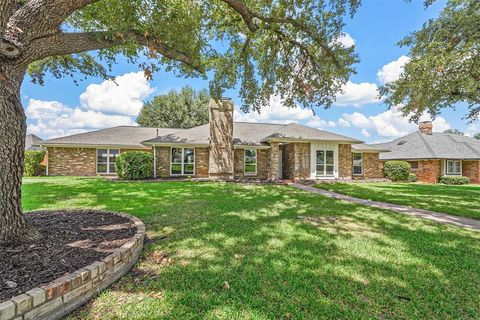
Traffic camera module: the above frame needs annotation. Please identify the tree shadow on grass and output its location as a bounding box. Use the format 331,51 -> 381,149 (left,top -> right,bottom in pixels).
22,179 -> 480,319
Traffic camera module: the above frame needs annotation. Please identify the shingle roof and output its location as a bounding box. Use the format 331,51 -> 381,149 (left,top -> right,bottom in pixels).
143,122 -> 362,146
39,126 -> 183,149
351,143 -> 390,152
367,132 -> 480,160
25,134 -> 43,151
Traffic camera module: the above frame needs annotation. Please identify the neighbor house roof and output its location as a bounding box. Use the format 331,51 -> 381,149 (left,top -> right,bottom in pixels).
39,126 -> 183,149
361,132 -> 480,160
25,134 -> 44,151
143,122 -> 363,146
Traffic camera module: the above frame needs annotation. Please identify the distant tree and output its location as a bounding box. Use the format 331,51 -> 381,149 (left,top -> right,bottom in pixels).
137,87 -> 210,129
474,133 -> 480,140
443,129 -> 464,136
381,0 -> 480,121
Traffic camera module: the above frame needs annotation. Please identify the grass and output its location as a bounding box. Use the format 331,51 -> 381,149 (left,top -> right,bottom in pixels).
22,177 -> 480,319
314,182 -> 480,220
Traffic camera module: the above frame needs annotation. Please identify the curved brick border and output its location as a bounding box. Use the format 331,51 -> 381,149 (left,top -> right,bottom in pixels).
0,210 -> 145,320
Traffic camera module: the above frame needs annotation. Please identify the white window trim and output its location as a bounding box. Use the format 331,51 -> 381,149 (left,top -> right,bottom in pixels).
315,149 -> 335,178
353,152 -> 363,176
446,159 -> 462,176
96,148 -> 120,174
170,147 -> 196,176
244,149 -> 257,176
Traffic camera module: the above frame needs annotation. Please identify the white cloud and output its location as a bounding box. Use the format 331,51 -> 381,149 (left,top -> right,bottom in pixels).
79,71 -> 154,116
335,33 -> 355,48
234,96 -> 334,129
334,81 -> 380,107
339,106 -> 450,139
377,55 -> 411,84
465,123 -> 480,137
26,99 -> 136,139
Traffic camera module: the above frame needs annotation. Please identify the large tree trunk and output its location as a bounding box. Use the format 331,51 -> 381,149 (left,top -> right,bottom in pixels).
0,61 -> 39,244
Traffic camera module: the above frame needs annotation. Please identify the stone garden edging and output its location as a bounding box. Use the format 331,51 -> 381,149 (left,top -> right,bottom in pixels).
0,210 -> 146,320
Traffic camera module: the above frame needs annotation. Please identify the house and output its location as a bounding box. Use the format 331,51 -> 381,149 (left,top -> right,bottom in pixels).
355,121 -> 480,184
37,98 -> 387,180
25,134 -> 43,151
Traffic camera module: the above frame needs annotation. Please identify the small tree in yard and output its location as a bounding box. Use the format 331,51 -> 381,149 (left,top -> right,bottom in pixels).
116,151 -> 153,181
137,87 -> 210,129
0,0 -> 359,244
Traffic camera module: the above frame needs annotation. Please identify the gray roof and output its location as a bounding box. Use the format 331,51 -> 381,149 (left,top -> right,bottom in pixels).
143,122 -> 363,146
26,134 -> 43,151
352,143 -> 390,153
369,132 -> 480,160
39,126 -> 182,149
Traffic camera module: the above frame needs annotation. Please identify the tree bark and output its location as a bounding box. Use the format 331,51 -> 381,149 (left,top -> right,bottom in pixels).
0,62 -> 39,244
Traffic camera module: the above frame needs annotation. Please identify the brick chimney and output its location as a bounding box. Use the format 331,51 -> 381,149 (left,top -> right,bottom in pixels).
208,98 -> 234,179
419,121 -> 433,135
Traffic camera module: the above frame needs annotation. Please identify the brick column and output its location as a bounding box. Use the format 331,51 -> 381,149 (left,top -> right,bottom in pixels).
268,142 -> 280,180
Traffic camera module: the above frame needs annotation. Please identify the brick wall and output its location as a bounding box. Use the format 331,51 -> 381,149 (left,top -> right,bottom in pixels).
195,147 -> 209,177
463,160 -> 480,184
234,148 -> 269,179
353,153 -> 384,179
416,160 -> 441,183
338,144 -> 353,179
155,147 -> 170,178
47,147 -> 96,176
282,143 -> 310,180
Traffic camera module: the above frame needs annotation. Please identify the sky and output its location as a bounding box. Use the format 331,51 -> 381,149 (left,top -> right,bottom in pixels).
21,0 -> 480,143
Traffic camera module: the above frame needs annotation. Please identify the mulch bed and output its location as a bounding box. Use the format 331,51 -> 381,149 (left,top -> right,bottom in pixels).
0,210 -> 137,302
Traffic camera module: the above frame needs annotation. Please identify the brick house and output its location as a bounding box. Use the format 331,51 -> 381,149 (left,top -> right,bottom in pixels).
38,98 -> 389,181
357,121 -> 480,184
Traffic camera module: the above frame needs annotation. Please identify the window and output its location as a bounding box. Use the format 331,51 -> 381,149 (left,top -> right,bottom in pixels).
316,150 -> 334,177
446,160 -> 462,175
244,149 -> 257,175
171,148 -> 195,175
97,149 -> 119,174
409,161 -> 419,170
353,153 -> 363,175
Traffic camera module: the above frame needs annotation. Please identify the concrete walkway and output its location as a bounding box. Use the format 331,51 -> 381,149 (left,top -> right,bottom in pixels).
291,183 -> 480,231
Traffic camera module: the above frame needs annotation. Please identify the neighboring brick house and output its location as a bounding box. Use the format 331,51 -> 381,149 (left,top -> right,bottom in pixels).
354,121 -> 480,184
38,98 -> 391,181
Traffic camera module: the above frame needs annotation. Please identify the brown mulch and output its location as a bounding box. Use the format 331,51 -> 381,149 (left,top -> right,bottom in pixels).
0,210 -> 137,302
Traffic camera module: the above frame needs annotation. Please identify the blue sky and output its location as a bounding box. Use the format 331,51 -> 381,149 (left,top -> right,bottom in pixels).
22,0 -> 479,142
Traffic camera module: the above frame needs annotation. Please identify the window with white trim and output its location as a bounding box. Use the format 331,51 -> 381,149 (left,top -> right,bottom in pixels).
316,150 -> 334,177
244,149 -> 257,175
353,152 -> 363,175
97,149 -> 119,174
446,159 -> 462,175
171,148 -> 195,175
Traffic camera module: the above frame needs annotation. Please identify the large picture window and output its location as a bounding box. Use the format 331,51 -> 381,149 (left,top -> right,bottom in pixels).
244,149 -> 257,175
97,149 -> 119,174
446,159 -> 462,175
171,148 -> 195,175
316,150 -> 334,177
353,153 -> 363,175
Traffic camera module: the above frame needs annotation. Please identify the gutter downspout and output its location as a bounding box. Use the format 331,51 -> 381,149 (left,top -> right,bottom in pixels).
153,145 -> 157,179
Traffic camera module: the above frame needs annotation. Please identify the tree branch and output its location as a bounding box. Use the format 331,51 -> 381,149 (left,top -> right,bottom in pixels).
0,0 -> 16,36
8,0 -> 100,41
219,0 -> 258,32
26,31 -> 204,73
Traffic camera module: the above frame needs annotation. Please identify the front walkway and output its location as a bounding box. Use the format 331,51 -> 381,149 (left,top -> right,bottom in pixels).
291,183 -> 480,231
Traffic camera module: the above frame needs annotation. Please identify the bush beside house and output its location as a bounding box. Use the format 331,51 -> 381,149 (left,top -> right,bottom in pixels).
384,161 -> 411,182
115,151 -> 154,180
24,150 -> 46,176
440,176 -> 470,185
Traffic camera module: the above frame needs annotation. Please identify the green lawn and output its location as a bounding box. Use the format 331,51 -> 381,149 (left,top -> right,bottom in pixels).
315,182 -> 480,220
22,177 -> 480,319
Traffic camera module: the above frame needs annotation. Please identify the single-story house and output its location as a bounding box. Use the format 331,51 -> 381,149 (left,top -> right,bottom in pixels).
36,99 -> 480,184
356,121 -> 480,184
37,98 -> 387,181
25,134 -> 44,151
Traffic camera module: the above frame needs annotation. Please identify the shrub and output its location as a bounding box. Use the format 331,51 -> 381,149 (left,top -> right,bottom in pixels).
383,161 -> 411,182
115,151 -> 154,180
408,173 -> 417,182
440,176 -> 470,185
24,150 -> 46,176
